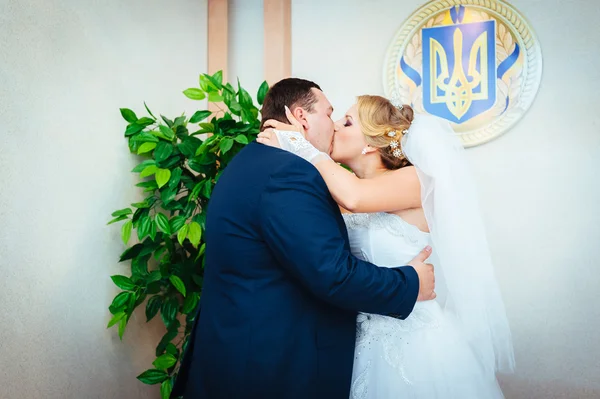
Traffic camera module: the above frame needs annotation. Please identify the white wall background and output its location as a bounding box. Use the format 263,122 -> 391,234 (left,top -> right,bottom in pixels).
0,0 -> 207,398
252,1 -> 600,398
1,0 -> 599,398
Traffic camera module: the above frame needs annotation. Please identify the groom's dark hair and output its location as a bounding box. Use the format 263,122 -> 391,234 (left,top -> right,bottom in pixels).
260,78 -> 322,130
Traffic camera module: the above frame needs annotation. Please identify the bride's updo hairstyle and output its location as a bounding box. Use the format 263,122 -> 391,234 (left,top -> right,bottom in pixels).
356,95 -> 414,170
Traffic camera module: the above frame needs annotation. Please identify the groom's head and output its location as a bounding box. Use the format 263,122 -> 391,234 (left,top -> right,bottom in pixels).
261,78 -> 335,154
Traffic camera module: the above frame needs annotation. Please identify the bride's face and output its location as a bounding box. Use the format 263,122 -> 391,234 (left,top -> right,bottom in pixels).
331,104 -> 367,165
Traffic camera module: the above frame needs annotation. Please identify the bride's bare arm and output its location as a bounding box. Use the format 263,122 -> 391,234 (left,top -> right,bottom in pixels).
257,119 -> 421,213
309,160 -> 421,213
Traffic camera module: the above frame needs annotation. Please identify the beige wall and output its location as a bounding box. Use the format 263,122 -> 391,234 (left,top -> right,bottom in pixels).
1,0 -> 599,398
0,0 -> 207,398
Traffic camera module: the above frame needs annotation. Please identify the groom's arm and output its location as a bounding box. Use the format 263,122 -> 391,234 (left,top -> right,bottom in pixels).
258,161 -> 419,318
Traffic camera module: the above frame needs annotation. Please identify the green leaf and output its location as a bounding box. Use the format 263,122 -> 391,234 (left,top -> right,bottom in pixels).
208,92 -> 224,102
189,182 -> 203,202
120,108 -> 138,123
131,201 -> 150,209
238,81 -> 253,106
178,136 -> 202,158
155,168 -> 171,189
160,187 -> 177,205
110,275 -> 136,291
107,311 -> 126,328
145,295 -> 162,321
160,380 -> 172,399
182,292 -> 200,314
199,122 -> 215,133
212,70 -> 223,86
166,343 -> 178,356
137,215 -> 152,240
136,180 -> 158,190
137,142 -> 157,155
112,208 -> 133,217
169,275 -> 186,297
218,119 -> 236,132
169,216 -> 187,233
131,255 -> 149,278
159,125 -> 175,140
155,213 -> 171,234
187,222 -> 202,248
137,369 -> 168,385
189,110 -> 212,123
131,132 -> 159,143
156,330 -> 178,358
107,214 -> 128,225
149,218 -> 157,240
200,74 -> 220,91
228,99 -> 242,115
140,165 -> 158,178
137,116 -> 155,126
132,160 -> 156,173
118,317 -> 127,340
119,243 -> 143,262
168,167 -> 182,189
161,115 -> 174,127
150,130 -> 170,141
161,297 -> 179,325
234,135 -> 249,144
125,123 -> 144,137
173,116 -> 186,128
219,138 -> 234,154
257,80 -> 269,105
194,134 -> 217,155
144,102 -> 156,119
183,88 -> 206,100
177,224 -> 189,246
223,82 -> 235,94
153,353 -> 177,370
121,220 -> 133,244
110,292 -> 132,310
147,270 -> 162,283
201,180 -> 213,198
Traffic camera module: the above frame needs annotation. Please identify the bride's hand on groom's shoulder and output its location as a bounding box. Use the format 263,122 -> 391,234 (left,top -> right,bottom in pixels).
409,246 -> 437,302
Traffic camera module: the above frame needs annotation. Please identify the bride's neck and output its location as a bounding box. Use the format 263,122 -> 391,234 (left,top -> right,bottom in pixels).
348,155 -> 388,179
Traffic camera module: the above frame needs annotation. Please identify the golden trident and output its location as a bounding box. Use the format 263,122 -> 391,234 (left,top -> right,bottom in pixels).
429,27 -> 489,119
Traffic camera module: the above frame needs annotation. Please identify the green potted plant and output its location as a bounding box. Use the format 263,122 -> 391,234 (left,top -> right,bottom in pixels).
106,71 -> 268,398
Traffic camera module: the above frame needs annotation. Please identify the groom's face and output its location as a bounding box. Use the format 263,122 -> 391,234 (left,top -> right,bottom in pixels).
302,89 -> 335,154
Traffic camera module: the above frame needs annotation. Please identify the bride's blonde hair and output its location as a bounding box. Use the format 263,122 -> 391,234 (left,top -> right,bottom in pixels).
356,95 -> 414,170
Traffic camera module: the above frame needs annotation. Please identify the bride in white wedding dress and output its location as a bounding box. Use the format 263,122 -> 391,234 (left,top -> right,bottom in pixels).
257,95 -> 515,398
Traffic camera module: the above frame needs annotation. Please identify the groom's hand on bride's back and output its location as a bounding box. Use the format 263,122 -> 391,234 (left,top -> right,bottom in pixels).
408,246 -> 436,301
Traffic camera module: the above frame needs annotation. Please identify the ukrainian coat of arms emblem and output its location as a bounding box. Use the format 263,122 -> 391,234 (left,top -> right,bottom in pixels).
384,0 -> 542,146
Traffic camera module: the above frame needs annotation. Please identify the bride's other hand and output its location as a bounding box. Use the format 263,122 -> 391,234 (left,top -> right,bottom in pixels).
256,128 -> 281,148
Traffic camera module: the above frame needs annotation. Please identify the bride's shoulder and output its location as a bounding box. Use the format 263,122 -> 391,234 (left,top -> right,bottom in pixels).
385,165 -> 419,183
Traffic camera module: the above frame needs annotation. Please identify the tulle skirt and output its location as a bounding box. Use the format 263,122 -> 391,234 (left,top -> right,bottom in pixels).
350,300 -> 504,399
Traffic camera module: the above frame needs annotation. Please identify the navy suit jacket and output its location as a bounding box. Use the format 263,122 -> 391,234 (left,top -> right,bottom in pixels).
172,142 -> 419,399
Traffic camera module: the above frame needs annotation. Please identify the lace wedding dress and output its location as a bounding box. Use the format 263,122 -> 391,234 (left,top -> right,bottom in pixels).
343,212 -> 504,399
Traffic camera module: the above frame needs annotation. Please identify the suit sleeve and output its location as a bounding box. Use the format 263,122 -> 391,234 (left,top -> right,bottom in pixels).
258,162 -> 419,318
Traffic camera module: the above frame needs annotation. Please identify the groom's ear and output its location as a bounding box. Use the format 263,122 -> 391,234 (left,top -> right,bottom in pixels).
291,107 -> 310,131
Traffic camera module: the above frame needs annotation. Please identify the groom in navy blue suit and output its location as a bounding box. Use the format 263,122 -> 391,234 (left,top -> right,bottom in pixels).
172,78 -> 435,399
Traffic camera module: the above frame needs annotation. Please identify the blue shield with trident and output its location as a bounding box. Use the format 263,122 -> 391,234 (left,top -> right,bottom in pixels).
422,15 -> 497,124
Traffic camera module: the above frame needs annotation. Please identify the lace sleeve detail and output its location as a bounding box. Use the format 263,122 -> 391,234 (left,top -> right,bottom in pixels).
274,130 -> 331,164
